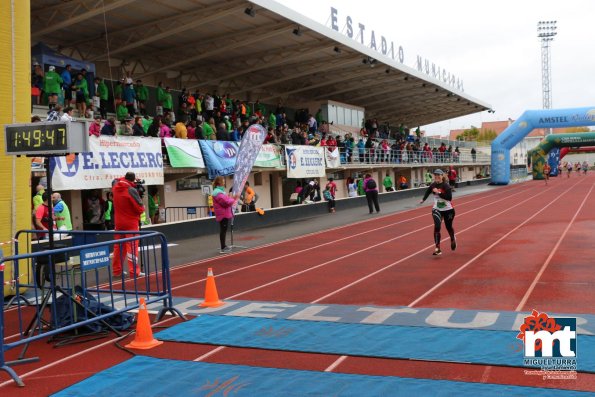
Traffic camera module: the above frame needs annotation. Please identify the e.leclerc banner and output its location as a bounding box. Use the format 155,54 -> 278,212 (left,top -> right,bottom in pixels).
164,137 -> 206,168
198,140 -> 239,179
285,145 -> 325,178
232,124 -> 267,196
51,136 -> 163,190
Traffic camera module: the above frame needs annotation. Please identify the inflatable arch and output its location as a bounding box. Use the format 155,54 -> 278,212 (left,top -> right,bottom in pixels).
491,107 -> 595,184
530,132 -> 595,179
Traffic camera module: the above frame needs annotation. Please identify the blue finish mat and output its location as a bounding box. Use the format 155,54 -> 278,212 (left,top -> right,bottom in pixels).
52,356 -> 590,397
155,315 -> 595,372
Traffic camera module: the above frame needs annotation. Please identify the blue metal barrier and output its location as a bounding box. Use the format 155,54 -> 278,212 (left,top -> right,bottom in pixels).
1,230 -> 184,387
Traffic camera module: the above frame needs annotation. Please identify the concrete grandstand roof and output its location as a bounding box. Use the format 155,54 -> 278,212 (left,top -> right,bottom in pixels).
31,0 -> 492,127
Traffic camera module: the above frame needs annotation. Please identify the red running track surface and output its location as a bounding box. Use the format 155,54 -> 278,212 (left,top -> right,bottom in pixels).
2,175 -> 595,395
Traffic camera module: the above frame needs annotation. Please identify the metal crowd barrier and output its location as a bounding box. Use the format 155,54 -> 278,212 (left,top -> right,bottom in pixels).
1,230 -> 183,387
164,206 -> 211,223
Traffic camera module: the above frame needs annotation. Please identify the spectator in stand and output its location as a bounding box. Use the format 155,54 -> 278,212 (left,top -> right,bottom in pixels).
60,106 -> 74,122
446,145 -> 453,162
72,73 -> 88,117
178,102 -> 190,123
174,121 -> 188,139
195,119 -> 205,140
60,64 -> 72,105
268,112 -> 277,128
147,116 -> 161,138
31,63 -> 43,105
453,147 -> 460,163
135,79 -> 149,116
101,117 -> 116,136
46,104 -> 62,121
365,137 -> 373,163
383,173 -> 394,192
43,65 -> 62,110
438,143 -> 447,162
307,114 -> 317,133
116,102 -> 128,122
94,77 -> 108,119
133,116 -> 145,136
204,93 -> 215,119
357,138 -> 365,163
162,87 -> 173,115
264,127 -> 276,143
471,147 -> 477,162
186,120 -> 196,139
363,173 -> 380,214
160,120 -> 172,138
123,82 -> 136,117
156,82 -> 165,114
216,122 -> 228,141
345,137 -> 354,163
119,117 -> 134,136
315,108 -> 323,125
381,139 -> 390,162
89,115 -> 101,137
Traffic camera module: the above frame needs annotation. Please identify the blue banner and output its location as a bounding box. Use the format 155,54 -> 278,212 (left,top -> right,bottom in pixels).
548,147 -> 560,176
198,140 -> 240,179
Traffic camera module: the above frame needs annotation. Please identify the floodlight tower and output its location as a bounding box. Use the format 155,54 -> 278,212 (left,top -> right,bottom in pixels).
537,20 -> 557,135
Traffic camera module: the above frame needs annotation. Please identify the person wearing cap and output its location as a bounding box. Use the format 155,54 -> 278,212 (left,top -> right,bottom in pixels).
119,117 -> 134,136
419,169 -> 457,256
43,65 -> 62,110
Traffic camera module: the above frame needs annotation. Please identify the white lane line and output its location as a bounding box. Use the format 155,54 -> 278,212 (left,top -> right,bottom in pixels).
408,178 -> 585,308
515,182 -> 595,312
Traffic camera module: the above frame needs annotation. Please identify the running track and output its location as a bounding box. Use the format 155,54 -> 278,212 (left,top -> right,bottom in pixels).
2,175 -> 595,395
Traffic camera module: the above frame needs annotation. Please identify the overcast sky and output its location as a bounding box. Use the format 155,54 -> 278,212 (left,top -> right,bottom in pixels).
275,0 -> 595,136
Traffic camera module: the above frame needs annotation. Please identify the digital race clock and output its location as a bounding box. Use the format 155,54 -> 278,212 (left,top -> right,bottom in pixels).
4,122 -> 88,155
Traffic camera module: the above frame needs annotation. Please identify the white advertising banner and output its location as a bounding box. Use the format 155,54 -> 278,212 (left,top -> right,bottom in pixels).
51,136 -> 164,190
324,146 -> 341,168
164,137 -> 205,168
285,145 -> 325,178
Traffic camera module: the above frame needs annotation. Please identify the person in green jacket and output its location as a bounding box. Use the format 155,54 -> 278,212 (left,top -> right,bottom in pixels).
383,173 -> 394,192
114,80 -> 123,108
268,112 -> 276,128
141,116 -> 151,134
52,193 -> 72,231
95,77 -> 108,119
43,66 -> 62,110
32,185 -> 45,212
103,192 -> 114,230
424,170 -> 433,186
156,82 -> 165,107
73,73 -> 89,118
135,79 -> 149,116
116,103 -> 129,123
162,86 -> 173,113
202,121 -> 215,140
357,179 -> 365,196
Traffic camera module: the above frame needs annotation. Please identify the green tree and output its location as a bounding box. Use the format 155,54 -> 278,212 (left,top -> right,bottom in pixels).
456,126 -> 480,141
477,129 -> 498,142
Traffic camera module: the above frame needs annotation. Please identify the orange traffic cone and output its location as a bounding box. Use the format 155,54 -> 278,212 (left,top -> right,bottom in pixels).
125,298 -> 163,350
199,268 -> 224,308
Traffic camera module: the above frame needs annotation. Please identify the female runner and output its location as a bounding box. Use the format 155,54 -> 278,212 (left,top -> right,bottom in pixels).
419,169 -> 456,255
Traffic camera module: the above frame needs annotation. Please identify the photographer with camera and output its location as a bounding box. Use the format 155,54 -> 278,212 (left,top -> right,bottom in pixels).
111,172 -> 145,278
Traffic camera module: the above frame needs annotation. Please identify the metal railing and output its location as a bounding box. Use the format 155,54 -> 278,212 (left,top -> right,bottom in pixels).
1,230 -> 184,387
164,206 -> 211,223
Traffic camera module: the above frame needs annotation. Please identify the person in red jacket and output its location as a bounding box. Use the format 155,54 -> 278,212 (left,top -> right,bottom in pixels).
112,172 -> 145,277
